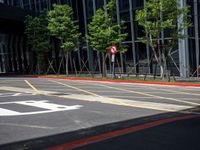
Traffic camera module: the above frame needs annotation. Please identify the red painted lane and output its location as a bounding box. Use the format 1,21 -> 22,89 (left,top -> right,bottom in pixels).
46,114 -> 200,150
31,75 -> 200,87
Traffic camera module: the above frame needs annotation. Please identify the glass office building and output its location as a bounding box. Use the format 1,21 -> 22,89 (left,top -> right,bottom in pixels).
0,0 -> 199,78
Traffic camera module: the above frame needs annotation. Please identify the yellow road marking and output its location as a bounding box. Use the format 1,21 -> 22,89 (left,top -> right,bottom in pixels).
0,87 -> 33,94
24,80 -> 41,94
59,95 -> 179,112
50,80 -> 101,97
96,83 -> 200,106
110,96 -> 160,99
49,80 -> 193,112
148,87 -> 200,96
0,85 -> 195,113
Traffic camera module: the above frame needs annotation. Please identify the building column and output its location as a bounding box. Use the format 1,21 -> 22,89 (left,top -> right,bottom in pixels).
178,0 -> 189,78
0,44 -> 5,73
92,0 -> 101,73
145,0 -> 151,74
20,0 -> 24,8
194,0 -> 199,77
38,0 -> 42,11
129,0 -> 136,73
34,0 -> 38,11
28,0 -> 32,10
116,0 -> 125,73
82,0 -> 93,71
11,0 -> 13,6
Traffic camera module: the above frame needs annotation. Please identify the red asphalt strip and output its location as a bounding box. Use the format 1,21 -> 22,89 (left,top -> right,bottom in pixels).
46,114 -> 200,150
31,76 -> 200,87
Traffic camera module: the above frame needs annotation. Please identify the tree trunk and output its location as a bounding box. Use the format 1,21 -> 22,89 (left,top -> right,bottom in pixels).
37,54 -> 44,75
160,63 -> 164,79
65,52 -> 69,75
162,50 -> 168,78
102,52 -> 106,77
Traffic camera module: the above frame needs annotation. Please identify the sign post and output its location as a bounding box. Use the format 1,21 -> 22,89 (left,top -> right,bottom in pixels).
110,45 -> 118,78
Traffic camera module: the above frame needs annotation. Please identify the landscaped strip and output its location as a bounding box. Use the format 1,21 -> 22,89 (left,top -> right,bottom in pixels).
30,75 -> 200,87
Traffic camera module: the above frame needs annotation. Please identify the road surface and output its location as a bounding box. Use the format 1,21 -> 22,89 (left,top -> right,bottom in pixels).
0,77 -> 199,149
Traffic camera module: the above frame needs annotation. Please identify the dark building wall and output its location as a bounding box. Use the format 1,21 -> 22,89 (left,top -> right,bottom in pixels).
0,3 -> 35,73
0,0 -> 199,77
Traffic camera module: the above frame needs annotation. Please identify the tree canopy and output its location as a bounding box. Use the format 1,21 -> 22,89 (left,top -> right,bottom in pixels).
48,4 -> 80,54
48,4 -> 81,75
136,0 -> 191,78
25,10 -> 50,54
87,0 -> 128,54
24,10 -> 50,74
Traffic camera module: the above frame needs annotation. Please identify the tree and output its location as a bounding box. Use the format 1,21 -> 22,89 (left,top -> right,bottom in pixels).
24,10 -> 50,74
136,0 -> 191,79
48,4 -> 80,75
87,0 -> 128,77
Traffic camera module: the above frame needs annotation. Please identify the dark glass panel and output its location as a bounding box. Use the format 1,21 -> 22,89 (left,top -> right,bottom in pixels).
13,0 -> 21,7
119,0 -> 129,11
95,0 -> 104,10
23,0 -> 30,10
86,0 -> 93,19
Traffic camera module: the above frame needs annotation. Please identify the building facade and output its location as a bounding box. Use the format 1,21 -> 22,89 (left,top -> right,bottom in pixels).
0,0 -> 199,78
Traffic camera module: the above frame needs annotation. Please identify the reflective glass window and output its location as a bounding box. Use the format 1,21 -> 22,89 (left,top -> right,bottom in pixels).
23,0 -> 30,10
30,0 -> 36,11
40,0 -> 47,10
86,0 -> 93,19
119,0 -> 129,11
13,0 -> 21,7
95,0 -> 104,10
0,0 -> 5,4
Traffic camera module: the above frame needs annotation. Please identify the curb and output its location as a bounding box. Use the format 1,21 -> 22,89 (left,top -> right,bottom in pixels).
31,75 -> 200,87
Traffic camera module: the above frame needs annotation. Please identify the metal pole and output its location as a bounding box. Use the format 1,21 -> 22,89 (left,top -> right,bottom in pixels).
194,0 -> 199,77
144,0 -> 151,74
178,0 -> 189,78
82,0 -> 93,71
111,54 -> 115,78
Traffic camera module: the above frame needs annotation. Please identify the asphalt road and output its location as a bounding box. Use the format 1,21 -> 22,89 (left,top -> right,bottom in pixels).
0,77 -> 200,150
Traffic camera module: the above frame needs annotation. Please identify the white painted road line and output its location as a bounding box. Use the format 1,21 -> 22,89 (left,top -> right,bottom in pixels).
0,86 -> 57,95
0,100 -> 83,116
0,108 -> 20,116
0,123 -> 55,129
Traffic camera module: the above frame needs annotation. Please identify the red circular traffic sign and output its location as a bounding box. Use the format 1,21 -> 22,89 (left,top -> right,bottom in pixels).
110,45 -> 118,55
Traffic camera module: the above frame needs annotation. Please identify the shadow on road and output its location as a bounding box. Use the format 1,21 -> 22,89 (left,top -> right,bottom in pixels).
1,106 -> 200,150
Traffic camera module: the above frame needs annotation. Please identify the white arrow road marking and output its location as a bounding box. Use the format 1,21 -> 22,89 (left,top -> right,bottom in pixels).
0,100 -> 83,116
0,108 -> 20,116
